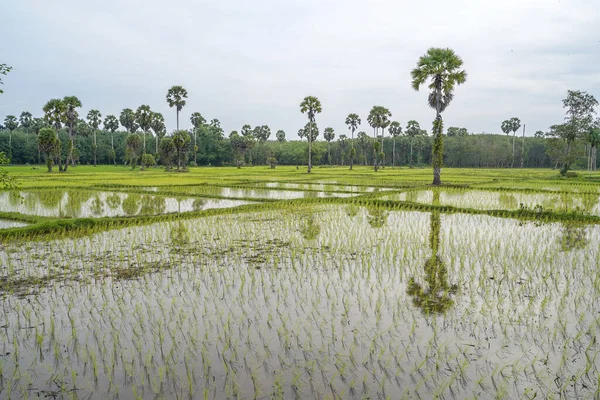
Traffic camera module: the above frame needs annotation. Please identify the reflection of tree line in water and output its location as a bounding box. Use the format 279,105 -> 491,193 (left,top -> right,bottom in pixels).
6,190 -> 207,217
403,188 -> 600,216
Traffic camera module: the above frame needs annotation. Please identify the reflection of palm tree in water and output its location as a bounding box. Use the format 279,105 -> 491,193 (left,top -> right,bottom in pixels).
407,191 -> 457,314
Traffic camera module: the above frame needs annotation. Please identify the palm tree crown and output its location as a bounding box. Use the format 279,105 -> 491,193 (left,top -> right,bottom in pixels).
410,48 -> 467,114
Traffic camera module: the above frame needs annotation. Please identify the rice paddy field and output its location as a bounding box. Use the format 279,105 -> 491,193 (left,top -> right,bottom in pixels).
1,165 -> 600,399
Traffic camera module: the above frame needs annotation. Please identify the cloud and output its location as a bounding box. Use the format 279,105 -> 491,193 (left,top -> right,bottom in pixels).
1,0 -> 598,137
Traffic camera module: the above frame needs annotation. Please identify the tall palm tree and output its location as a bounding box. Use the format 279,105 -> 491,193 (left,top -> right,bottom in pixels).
63,96 -> 82,170
43,98 -> 66,171
19,111 -> 32,133
323,127 -> 335,165
509,117 -> 521,168
345,113 -> 361,170
135,105 -> 153,157
151,112 -> 166,155
406,120 -> 421,168
103,115 -> 119,165
120,108 -> 138,133
411,47 -> 467,185
166,85 -> 188,130
300,96 -> 322,173
190,112 -> 206,166
87,109 -> 102,167
276,130 -> 286,143
378,107 -> 391,167
389,121 -> 402,168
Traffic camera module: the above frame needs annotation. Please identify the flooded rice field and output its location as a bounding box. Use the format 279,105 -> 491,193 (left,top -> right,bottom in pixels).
1,202 -> 599,399
0,190 -> 253,218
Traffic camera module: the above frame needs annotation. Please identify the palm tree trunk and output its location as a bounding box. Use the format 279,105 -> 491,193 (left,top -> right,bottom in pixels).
307,122 -> 313,173
328,142 -> 331,166
520,124 -> 526,168
392,137 -> 396,168
176,109 -> 179,131
350,129 -> 354,170
511,132 -> 516,168
93,129 -> 97,167
8,131 -> 12,160
194,131 -> 198,166
410,140 -> 414,168
432,86 -> 442,185
112,132 -> 116,165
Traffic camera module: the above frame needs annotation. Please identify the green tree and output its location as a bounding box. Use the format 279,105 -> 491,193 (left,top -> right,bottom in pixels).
323,127 -> 335,165
63,96 -> 82,170
345,113 -> 361,170
19,111 -> 33,133
357,131 -> 369,165
38,127 -> 58,172
0,63 -> 11,94
3,115 -> 17,160
588,123 -> 600,171
411,47 -> 467,185
389,121 -> 402,167
300,96 -> 322,173
151,112 -> 166,155
120,108 -> 138,133
125,134 -> 143,169
276,130 -> 286,143
43,98 -> 66,171
166,85 -> 188,130
103,115 -> 119,164
406,120 -> 421,168
135,105 -> 153,159
559,90 -> 598,175
190,112 -> 206,166
172,129 -> 191,171
159,136 -> 177,171
87,109 -> 102,167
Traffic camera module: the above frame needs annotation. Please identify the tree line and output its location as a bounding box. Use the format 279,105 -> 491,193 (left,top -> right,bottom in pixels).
1,49 -> 599,180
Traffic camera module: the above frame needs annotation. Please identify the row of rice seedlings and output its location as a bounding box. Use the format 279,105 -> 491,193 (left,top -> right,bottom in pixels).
1,205 -> 599,398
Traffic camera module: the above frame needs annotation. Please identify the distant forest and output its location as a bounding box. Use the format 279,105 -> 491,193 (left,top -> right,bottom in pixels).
0,124 -> 582,169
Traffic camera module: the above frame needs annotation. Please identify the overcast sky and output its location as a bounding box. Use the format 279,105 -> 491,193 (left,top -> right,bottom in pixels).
1,0 -> 598,138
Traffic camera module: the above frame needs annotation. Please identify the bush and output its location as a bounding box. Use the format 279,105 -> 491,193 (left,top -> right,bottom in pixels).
141,153 -> 156,169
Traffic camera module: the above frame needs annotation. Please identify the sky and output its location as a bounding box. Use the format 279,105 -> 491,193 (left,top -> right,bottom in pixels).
1,0 -> 599,138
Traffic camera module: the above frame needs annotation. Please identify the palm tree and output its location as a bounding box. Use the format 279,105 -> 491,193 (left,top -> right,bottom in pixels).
299,96 -> 322,173
190,112 -> 206,166
151,112 -> 166,155
389,121 -> 402,168
43,99 -> 66,171
120,108 -> 138,133
276,130 -> 286,143
87,109 -> 102,167
357,131 -> 368,165
411,47 -> 467,185
63,96 -> 82,170
323,127 -> 335,165
103,115 -> 119,165
345,113 -> 361,170
3,115 -> 17,160
19,111 -> 32,134
406,120 -> 421,168
166,85 -> 188,130
509,117 -> 521,167
135,105 -> 153,157
378,107 -> 391,167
